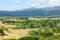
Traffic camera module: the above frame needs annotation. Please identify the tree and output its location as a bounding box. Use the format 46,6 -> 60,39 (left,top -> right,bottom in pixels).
39,18 -> 54,37
0,26 -> 10,40
0,26 -> 9,36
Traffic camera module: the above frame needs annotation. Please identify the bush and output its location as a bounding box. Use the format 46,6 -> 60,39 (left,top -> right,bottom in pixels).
4,38 -> 16,40
28,30 -> 39,36
40,32 -> 53,37
18,36 -> 39,40
39,35 -> 60,40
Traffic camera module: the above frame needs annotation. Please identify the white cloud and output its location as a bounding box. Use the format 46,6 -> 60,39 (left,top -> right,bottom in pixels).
15,0 -> 60,8
39,0 -> 49,5
34,0 -> 49,8
49,0 -> 60,6
35,0 -> 60,8
16,0 -> 20,3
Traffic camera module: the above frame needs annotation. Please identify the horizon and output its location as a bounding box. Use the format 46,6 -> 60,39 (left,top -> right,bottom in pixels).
0,0 -> 60,11
0,6 -> 60,11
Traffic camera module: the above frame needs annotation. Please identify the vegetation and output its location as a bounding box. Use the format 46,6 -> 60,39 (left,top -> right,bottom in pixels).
0,26 -> 9,36
0,16 -> 60,40
18,36 -> 38,40
4,38 -> 16,40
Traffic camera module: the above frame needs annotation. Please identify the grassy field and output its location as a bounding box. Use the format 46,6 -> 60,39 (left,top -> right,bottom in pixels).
0,19 -> 38,39
0,16 -> 60,40
0,16 -> 39,40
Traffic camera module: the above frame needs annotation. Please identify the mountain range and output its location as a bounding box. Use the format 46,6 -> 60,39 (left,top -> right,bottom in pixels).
0,6 -> 60,16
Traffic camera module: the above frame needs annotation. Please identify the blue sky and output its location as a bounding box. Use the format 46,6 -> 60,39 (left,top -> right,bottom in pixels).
0,0 -> 60,10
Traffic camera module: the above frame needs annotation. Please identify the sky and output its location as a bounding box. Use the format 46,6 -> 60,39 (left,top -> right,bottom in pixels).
0,0 -> 60,10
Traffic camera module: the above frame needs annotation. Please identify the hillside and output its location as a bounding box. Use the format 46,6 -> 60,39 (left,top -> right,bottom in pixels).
0,6 -> 60,16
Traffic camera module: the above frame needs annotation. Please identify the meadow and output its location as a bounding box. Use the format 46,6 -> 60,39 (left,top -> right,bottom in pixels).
0,16 -> 60,40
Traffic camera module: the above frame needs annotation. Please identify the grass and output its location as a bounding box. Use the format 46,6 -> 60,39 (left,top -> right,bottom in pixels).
0,17 -> 60,40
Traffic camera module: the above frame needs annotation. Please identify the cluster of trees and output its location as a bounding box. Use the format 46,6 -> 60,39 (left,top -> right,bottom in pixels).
0,17 -> 60,40
1,17 -> 60,34
2,17 -> 60,29
28,18 -> 60,40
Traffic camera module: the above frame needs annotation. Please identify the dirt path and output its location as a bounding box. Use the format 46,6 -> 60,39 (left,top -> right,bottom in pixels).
4,29 -> 38,39
0,21 -> 38,39
0,21 -> 16,28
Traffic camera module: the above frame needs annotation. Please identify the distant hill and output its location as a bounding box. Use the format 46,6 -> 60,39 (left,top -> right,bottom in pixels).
0,6 -> 60,16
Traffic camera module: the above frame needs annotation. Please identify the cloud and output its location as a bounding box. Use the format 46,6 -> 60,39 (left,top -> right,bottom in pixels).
34,0 -> 49,8
39,0 -> 49,5
49,0 -> 60,6
35,0 -> 60,8
16,0 -> 20,3
15,0 -> 60,8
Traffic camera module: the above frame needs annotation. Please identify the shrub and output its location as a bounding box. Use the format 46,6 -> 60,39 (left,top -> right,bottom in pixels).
28,30 -> 39,36
18,36 -> 39,40
4,38 -> 16,40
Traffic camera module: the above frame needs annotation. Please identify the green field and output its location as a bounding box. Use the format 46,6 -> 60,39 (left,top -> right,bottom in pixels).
0,16 -> 60,40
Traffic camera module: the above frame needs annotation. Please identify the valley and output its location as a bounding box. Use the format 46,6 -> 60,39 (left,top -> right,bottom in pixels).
0,16 -> 60,40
